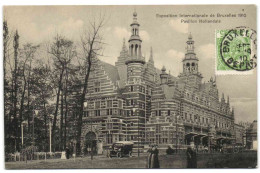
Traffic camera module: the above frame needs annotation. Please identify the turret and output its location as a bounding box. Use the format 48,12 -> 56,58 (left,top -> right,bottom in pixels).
182,32 -> 199,74
179,33 -> 202,89
160,66 -> 168,84
125,11 -> 145,82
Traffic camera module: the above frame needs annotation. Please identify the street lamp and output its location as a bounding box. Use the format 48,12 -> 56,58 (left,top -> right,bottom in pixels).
21,121 -> 27,148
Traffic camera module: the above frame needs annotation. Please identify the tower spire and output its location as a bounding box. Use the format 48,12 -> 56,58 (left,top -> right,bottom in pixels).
122,38 -> 126,51
149,47 -> 154,63
186,32 -> 195,54
127,10 -> 143,60
221,93 -> 225,102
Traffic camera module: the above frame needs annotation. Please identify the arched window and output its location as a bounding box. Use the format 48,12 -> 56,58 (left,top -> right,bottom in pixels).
192,63 -> 195,66
135,44 -> 138,56
186,63 -> 190,67
131,44 -> 134,56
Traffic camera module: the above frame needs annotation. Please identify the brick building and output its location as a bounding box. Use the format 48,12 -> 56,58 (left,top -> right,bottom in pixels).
79,11 -> 238,153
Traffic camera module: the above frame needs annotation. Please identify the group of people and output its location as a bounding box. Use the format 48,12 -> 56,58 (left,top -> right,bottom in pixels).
147,145 -> 160,168
147,145 -> 198,168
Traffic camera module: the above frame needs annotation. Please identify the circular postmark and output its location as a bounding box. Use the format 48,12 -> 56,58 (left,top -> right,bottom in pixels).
219,26 -> 257,71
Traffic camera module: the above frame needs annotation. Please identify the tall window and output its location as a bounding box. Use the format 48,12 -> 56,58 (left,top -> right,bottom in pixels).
95,101 -> 100,109
131,99 -> 134,106
94,81 -> 101,92
107,100 -> 112,108
118,100 -> 123,109
130,86 -> 134,92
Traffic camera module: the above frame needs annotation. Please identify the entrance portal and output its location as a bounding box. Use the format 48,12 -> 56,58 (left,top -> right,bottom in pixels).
84,131 -> 97,155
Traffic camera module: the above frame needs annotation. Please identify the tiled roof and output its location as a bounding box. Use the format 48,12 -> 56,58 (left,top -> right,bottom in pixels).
100,61 -> 120,84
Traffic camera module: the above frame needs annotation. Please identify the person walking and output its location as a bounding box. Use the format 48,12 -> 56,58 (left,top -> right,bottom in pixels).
186,146 -> 197,168
191,147 -> 197,168
147,145 -> 160,168
153,145 -> 160,168
147,146 -> 153,168
65,147 -> 70,159
187,146 -> 193,168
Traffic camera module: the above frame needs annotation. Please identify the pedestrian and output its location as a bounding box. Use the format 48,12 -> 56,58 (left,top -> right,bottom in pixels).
186,146 -> 193,168
191,147 -> 197,168
153,145 -> 160,168
147,145 -> 160,168
147,146 -> 153,168
66,147 -> 70,159
187,146 -> 197,168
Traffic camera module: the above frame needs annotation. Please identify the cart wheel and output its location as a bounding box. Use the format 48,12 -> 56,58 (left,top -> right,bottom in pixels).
129,152 -> 132,157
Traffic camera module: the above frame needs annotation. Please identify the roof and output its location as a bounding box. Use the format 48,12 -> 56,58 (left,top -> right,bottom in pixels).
161,85 -> 180,99
248,120 -> 257,134
100,61 -> 120,84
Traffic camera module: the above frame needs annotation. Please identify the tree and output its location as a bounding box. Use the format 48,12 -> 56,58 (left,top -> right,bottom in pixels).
76,16 -> 106,154
3,20 -> 12,152
30,63 -> 54,151
12,30 -> 19,151
48,35 -> 76,151
18,43 -> 39,149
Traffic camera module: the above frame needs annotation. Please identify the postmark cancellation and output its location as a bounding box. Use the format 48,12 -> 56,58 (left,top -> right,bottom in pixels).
215,27 -> 257,75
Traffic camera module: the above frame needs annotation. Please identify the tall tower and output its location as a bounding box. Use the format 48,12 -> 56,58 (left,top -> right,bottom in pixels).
124,11 -> 146,145
125,11 -> 145,82
179,33 -> 202,89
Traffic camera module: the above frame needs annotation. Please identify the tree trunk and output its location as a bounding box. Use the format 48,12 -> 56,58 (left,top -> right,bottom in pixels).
52,67 -> 64,150
18,76 -> 27,150
13,31 -> 19,151
64,68 -> 68,149
60,87 -> 64,151
27,61 -> 31,133
76,54 -> 92,154
43,101 -> 48,152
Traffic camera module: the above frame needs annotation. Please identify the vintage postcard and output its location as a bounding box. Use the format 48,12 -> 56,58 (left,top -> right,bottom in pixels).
3,5 -> 257,169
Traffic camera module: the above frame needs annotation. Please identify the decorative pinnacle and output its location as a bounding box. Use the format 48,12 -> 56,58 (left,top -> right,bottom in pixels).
122,38 -> 126,49
162,65 -> 166,72
133,11 -> 137,18
188,32 -> 192,40
149,47 -> 154,62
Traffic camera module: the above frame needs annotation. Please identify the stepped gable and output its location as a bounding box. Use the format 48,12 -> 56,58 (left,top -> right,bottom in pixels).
100,61 -> 120,84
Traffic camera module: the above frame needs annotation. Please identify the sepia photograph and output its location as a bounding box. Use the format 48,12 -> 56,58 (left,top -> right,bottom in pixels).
2,4 -> 257,169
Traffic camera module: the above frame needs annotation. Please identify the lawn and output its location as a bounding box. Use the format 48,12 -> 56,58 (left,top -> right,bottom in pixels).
5,151 -> 257,169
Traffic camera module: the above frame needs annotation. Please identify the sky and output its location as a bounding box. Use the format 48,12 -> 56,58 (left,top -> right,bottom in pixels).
4,5 -> 257,123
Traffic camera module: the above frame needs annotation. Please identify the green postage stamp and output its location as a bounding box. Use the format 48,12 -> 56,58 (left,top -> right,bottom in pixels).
216,27 -> 257,75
